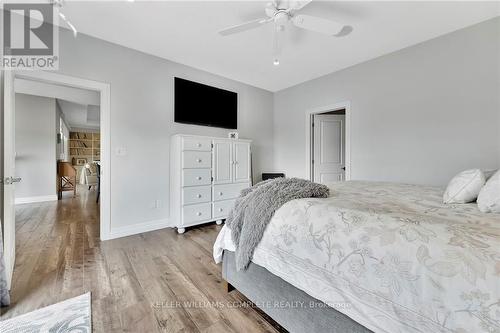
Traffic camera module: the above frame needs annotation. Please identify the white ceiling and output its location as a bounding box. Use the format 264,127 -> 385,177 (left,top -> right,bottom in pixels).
58,100 -> 101,130
14,78 -> 100,129
15,78 -> 100,105
61,1 -> 499,91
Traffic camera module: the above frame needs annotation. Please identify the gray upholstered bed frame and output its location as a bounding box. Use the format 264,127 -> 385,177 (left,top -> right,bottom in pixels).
222,251 -> 372,333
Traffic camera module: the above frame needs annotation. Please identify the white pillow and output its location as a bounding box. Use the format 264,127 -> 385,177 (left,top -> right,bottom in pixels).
443,169 -> 485,204
477,170 -> 500,213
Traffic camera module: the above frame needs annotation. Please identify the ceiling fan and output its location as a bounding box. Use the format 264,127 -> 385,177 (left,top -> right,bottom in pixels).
53,0 -> 78,37
218,0 -> 352,65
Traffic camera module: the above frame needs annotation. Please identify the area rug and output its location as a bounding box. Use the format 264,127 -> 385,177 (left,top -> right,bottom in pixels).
0,292 -> 91,333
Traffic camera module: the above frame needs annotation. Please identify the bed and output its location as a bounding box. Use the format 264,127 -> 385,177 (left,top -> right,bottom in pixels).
214,181 -> 500,333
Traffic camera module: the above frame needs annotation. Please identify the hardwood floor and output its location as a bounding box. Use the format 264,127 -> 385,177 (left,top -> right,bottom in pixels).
0,188 -> 283,332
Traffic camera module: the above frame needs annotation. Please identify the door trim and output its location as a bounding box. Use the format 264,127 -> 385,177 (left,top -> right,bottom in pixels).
8,71 -> 111,241
305,101 -> 351,182
3,70 -> 15,289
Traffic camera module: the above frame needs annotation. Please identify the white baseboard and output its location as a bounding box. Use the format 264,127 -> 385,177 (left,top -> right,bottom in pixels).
15,195 -> 58,205
105,218 -> 172,240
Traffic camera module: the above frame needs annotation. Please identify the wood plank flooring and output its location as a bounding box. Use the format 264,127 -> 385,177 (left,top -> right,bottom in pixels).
0,188 -> 283,332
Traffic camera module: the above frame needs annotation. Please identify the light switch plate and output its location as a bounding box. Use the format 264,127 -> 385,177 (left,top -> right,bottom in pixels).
115,147 -> 127,156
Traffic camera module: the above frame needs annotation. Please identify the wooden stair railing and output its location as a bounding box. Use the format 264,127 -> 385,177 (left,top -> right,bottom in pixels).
57,161 -> 77,199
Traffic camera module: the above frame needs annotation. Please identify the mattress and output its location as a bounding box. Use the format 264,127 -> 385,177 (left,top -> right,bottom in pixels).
214,181 -> 500,333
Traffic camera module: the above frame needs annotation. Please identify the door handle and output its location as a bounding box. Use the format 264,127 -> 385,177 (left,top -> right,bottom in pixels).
2,176 -> 22,185
341,167 -> 346,171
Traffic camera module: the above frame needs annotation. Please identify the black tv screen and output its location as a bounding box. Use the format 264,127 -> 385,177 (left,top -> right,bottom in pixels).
174,77 -> 237,129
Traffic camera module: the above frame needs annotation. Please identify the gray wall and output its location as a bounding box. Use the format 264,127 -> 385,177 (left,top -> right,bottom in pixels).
15,94 -> 57,199
56,29 -> 274,230
273,18 -> 500,186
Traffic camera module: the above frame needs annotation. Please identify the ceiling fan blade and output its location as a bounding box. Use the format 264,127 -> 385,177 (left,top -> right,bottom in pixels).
289,0 -> 313,11
59,12 -> 78,37
219,18 -> 272,36
292,14 -> 346,36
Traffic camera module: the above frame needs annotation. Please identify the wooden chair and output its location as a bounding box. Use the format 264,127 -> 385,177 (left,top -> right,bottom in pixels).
57,161 -> 77,199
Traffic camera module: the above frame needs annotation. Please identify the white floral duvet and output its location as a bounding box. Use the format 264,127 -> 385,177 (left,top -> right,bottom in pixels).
214,181 -> 500,333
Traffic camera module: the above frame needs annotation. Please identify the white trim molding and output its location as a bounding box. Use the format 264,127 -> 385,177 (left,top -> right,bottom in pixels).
105,219 -> 171,240
15,195 -> 58,205
305,101 -> 352,182
12,71 -> 112,241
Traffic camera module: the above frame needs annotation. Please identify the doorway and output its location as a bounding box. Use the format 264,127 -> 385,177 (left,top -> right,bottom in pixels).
2,71 -> 110,289
305,102 -> 351,184
14,84 -> 101,203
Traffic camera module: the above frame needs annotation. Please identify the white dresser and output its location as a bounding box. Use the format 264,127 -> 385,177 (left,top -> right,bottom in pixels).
170,134 -> 252,233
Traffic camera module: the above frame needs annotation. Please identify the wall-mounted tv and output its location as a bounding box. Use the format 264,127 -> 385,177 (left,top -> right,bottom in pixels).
174,77 -> 237,129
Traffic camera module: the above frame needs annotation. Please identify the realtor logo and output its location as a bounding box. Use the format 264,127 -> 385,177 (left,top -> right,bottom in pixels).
2,2 -> 59,69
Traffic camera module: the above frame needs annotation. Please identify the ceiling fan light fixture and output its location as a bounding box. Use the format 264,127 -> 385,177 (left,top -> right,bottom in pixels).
218,0 -> 351,64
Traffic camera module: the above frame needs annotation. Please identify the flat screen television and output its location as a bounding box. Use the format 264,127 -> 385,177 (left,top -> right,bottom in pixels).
174,77 -> 237,129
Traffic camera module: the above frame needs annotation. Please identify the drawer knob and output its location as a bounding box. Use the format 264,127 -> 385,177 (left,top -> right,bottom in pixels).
218,208 -> 223,212
219,192 -> 223,196
196,212 -> 202,216
197,143 -> 202,147
197,194 -> 202,198
197,176 -> 202,180
197,159 -> 202,163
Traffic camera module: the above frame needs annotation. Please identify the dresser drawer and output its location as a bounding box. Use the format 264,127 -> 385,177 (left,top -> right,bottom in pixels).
182,203 -> 212,225
213,199 -> 235,219
183,186 -> 211,205
182,169 -> 211,187
183,151 -> 211,169
182,137 -> 211,152
213,183 -> 249,202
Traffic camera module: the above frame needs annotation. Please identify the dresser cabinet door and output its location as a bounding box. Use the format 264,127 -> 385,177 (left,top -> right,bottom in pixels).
233,142 -> 251,183
213,140 -> 232,184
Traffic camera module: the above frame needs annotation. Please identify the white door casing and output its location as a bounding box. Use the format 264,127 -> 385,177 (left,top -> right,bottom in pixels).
212,140 -> 232,184
3,71 -> 17,289
233,142 -> 250,183
313,114 -> 346,183
6,71 -> 111,241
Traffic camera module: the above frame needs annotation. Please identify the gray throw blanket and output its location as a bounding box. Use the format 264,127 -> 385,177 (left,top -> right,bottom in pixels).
226,177 -> 330,270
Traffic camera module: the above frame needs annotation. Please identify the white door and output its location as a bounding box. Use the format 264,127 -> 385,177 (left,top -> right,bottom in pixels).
3,71 -> 20,289
312,114 -> 345,183
233,142 -> 250,183
212,140 -> 232,184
